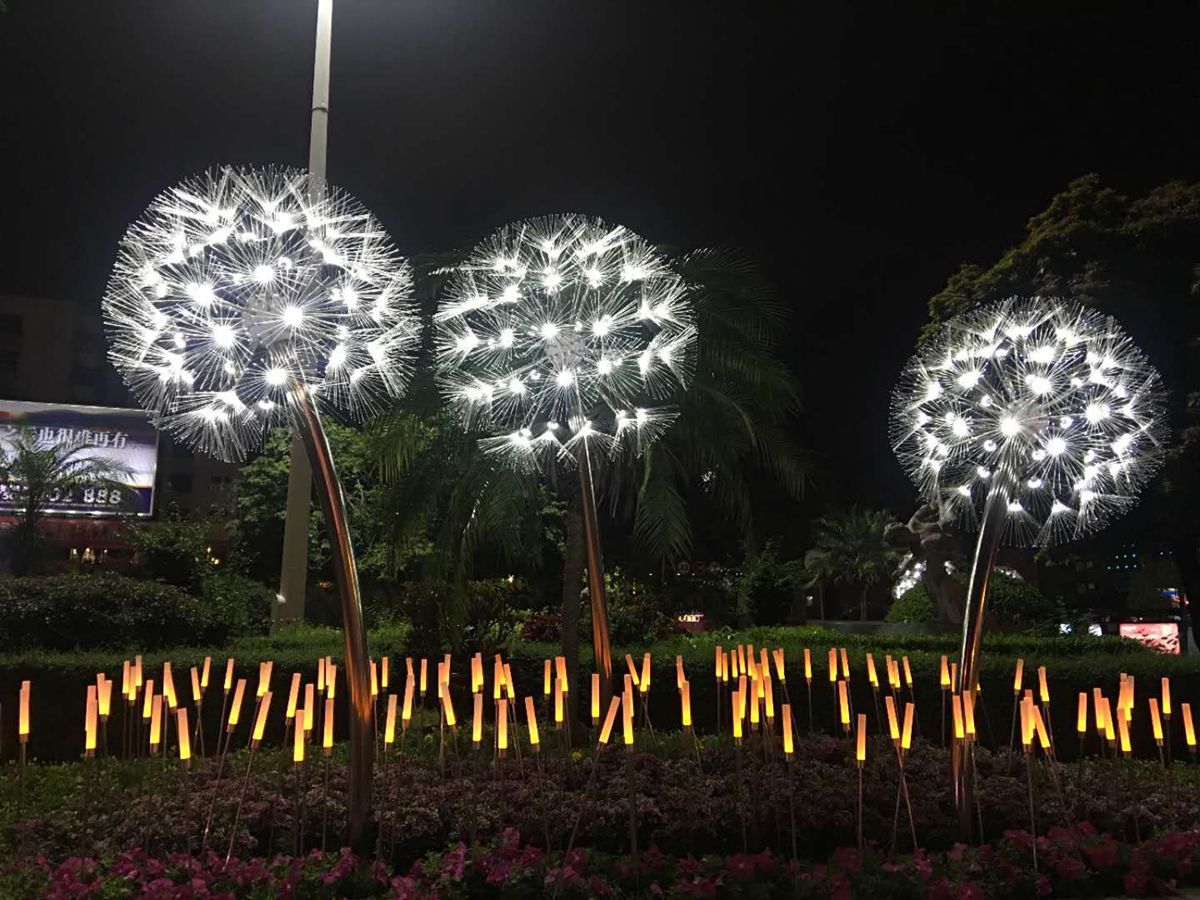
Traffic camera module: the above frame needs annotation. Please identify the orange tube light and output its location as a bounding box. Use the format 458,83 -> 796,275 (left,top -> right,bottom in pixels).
782,703 -> 794,757
149,694 -> 163,752
951,693 -> 964,741
402,680 -> 414,728
773,648 -> 786,682
640,653 -> 651,694
1012,658 -> 1024,694
1182,702 -> 1196,749
838,680 -> 850,729
1150,697 -> 1163,745
866,653 -> 878,688
381,656 -> 389,691
827,648 -> 837,684
732,691 -> 743,742
200,656 -> 211,690
524,695 -> 539,748
227,679 -> 246,729
885,695 -> 899,742
841,648 -> 851,680
599,696 -> 621,744
803,648 -> 812,683
323,697 -> 334,753
257,660 -> 273,698
472,693 -> 483,746
1037,665 -> 1049,704
223,657 -> 234,693
286,673 -> 301,720
497,698 -> 508,751
901,702 -> 914,751
142,679 -> 156,720
1117,713 -> 1131,755
303,683 -> 315,732
327,663 -> 337,700
84,685 -> 97,754
902,656 -> 913,688
855,713 -> 866,764
963,689 -> 977,739
252,690 -> 272,746
293,709 -> 305,764
190,667 -> 202,705
18,680 -> 29,741
1076,692 -> 1088,735
176,708 -> 191,763
441,688 -> 457,728
681,680 -> 693,728
419,658 -> 428,695
385,694 -> 397,746
543,659 -> 552,697
1162,676 -> 1172,718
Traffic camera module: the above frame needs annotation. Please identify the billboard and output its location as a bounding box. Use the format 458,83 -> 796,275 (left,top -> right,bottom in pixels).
0,400 -> 158,517
1119,621 -> 1181,655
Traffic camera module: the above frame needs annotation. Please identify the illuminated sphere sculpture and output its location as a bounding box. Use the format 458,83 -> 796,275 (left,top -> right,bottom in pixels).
102,165 -> 418,461
890,297 -> 1168,547
434,214 -> 696,468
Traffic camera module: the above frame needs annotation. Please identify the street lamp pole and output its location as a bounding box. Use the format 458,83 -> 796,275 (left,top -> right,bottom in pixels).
278,0 -> 373,839
277,2 -> 333,629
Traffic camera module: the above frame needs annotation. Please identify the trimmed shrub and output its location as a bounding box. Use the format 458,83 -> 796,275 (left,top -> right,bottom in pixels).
0,572 -> 229,651
198,572 -> 273,638
884,582 -> 939,623
886,572 -> 1063,631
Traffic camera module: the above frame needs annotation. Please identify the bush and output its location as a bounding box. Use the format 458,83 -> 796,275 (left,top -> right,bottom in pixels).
886,572 -> 1063,631
198,572 -> 273,638
884,582 -> 939,623
123,513 -> 215,592
0,573 -> 231,651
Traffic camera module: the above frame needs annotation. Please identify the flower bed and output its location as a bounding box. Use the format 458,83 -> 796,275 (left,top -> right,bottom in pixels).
9,826 -> 1200,898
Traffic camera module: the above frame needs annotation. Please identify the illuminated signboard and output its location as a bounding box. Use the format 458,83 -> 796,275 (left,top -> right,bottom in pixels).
0,400 -> 158,517
1119,621 -> 1180,655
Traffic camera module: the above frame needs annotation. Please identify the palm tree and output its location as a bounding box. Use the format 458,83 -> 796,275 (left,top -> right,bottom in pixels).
807,507 -> 901,621
0,433 -> 133,573
367,249 -> 810,678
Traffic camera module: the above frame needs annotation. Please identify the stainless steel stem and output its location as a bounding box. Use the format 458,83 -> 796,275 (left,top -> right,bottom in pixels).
288,379 -> 373,840
576,442 -> 613,713
953,479 -> 1010,838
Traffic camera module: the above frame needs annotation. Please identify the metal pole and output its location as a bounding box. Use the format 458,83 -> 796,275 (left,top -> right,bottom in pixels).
277,0 -> 333,627
576,443 -> 613,714
288,378 -> 373,840
953,479 -> 1009,838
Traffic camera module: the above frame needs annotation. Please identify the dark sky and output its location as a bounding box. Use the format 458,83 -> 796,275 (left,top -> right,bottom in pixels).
2,2 -> 1198,513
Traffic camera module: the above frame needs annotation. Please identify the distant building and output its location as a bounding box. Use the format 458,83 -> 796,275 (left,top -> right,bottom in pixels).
0,294 -> 237,567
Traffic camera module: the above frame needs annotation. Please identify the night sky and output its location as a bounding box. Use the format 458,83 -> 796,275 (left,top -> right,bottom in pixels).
2,2 -> 1198,515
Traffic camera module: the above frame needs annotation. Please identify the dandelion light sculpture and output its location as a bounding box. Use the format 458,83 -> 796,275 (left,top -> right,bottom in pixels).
434,214 -> 696,705
890,295 -> 1168,835
102,163 -> 417,835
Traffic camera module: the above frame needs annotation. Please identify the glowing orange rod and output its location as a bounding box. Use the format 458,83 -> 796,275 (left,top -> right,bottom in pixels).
599,696 -> 621,745
251,691 -> 272,748
782,703 -> 794,758
472,693 -> 483,747
525,695 -> 540,749
323,697 -> 334,755
384,694 -> 397,747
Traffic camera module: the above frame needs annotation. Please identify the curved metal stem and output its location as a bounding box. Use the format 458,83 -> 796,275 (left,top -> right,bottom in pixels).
288,380 -> 373,841
577,440 -> 613,713
954,480 -> 1010,838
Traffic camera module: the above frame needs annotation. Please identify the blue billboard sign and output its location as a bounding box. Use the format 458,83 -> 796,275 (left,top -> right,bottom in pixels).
0,400 -> 158,517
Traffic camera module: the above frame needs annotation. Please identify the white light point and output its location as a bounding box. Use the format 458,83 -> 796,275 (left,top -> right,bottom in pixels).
253,264 -> 274,284
328,345 -> 347,369
555,369 -> 574,388
211,324 -> 236,348
1046,436 -> 1067,457
540,322 -> 559,341
282,306 -> 304,328
265,368 -> 288,386
498,328 -> 515,348
999,416 -> 1021,437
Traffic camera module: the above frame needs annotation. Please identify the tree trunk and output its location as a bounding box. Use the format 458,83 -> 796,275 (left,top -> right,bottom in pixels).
559,494 -> 586,736
860,585 -> 869,622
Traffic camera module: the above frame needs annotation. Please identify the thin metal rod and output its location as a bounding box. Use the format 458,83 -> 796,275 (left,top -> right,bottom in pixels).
289,379 -> 373,841
577,447 -> 613,714
954,481 -> 1009,837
